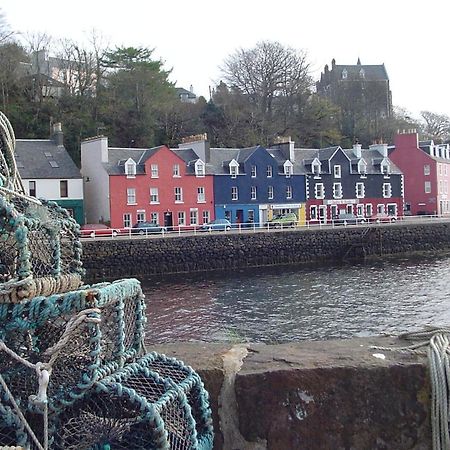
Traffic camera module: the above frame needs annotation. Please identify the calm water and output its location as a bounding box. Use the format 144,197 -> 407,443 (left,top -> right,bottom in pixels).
142,254 -> 450,344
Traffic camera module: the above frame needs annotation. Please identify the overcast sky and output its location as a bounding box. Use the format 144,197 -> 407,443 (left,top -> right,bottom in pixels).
2,0 -> 449,120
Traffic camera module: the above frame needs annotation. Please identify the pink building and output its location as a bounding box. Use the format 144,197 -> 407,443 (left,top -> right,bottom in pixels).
81,136 -> 214,228
390,131 -> 450,216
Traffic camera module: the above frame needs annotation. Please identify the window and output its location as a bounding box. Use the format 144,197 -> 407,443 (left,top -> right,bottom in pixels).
248,210 -> 254,223
425,181 -> 432,193
382,183 -> 392,198
284,161 -> 293,178
173,164 -> 180,177
333,183 -> 343,199
266,165 -> 273,178
342,69 -> 348,79
356,182 -> 365,198
381,161 -> 390,175
197,187 -> 205,203
123,213 -> 131,228
195,160 -> 205,177
331,205 -> 338,219
190,209 -> 198,225
127,188 -> 136,205
357,204 -> 364,217
231,186 -> 238,200
333,165 -> 341,178
310,205 -> 318,220
366,204 -> 373,217
251,186 -> 257,200
312,161 -> 321,176
136,210 -> 146,223
358,160 -> 367,175
125,160 -> 136,178
346,204 -> 353,214
149,187 -> 159,203
29,181 -> 36,197
315,183 -> 325,199
268,186 -> 274,200
60,180 -> 68,198
377,204 -> 384,214
286,186 -> 292,199
202,210 -> 210,224
178,211 -> 186,226
151,164 -> 159,178
229,161 -> 238,178
251,165 -> 257,177
150,212 -> 159,224
175,187 -> 183,203
424,165 -> 431,176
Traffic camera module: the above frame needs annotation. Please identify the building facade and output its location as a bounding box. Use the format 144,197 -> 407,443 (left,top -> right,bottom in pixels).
390,132 -> 450,216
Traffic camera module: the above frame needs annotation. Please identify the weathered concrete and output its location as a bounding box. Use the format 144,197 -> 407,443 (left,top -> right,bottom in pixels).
82,222 -> 450,281
153,337 -> 431,450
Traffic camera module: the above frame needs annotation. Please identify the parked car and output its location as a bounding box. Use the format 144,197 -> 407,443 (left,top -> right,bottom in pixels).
131,222 -> 167,235
266,213 -> 297,228
333,213 -> 366,226
80,223 -> 119,238
199,219 -> 232,232
370,213 -> 397,224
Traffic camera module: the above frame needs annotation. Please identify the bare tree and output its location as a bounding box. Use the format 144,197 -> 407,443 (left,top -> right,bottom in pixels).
420,111 -> 450,142
221,40 -> 313,138
0,9 -> 14,43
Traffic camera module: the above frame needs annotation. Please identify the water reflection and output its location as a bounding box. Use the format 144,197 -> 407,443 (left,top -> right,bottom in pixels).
143,255 -> 450,344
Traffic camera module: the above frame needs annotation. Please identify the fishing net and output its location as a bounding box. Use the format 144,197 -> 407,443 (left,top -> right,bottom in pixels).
0,111 -> 213,449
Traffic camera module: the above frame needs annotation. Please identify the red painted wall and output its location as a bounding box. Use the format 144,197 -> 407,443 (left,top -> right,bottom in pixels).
391,133 -> 437,215
109,146 -> 214,228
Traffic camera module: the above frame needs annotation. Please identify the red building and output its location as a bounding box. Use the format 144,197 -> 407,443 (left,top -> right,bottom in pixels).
81,136 -> 214,228
390,132 -> 450,216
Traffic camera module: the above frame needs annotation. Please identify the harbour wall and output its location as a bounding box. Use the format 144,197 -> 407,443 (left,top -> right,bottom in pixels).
82,221 -> 450,281
153,338 -> 431,450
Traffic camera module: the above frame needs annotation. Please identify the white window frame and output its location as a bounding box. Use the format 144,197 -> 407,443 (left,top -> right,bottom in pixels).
315,183 -> 325,199
284,161 -> 293,178
312,160 -> 321,177
358,160 -> 367,176
382,183 -> 392,198
197,186 -> 206,203
190,208 -> 199,225
231,186 -> 238,201
333,182 -> 343,199
151,164 -> 159,178
425,181 -> 431,193
381,161 -> 390,176
173,164 -> 180,177
127,188 -> 136,205
136,210 -> 146,223
356,182 -> 365,199
125,158 -> 136,178
424,164 -> 430,176
123,213 -> 131,228
266,165 -> 273,178
229,160 -> 239,178
366,203 -> 373,217
310,205 -> 318,220
346,204 -> 353,214
268,186 -> 274,200
286,185 -> 292,199
195,160 -> 205,177
333,165 -> 341,178
377,204 -> 385,214
150,212 -> 159,224
202,210 -> 210,224
150,187 -> 159,204
357,204 -> 364,217
178,211 -> 186,226
251,186 -> 257,200
251,165 -> 257,178
175,187 -> 183,203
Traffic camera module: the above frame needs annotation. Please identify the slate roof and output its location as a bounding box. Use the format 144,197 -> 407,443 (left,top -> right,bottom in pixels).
175,87 -> 197,99
418,141 -> 450,164
331,64 -> 389,81
15,139 -> 81,179
103,147 -> 168,175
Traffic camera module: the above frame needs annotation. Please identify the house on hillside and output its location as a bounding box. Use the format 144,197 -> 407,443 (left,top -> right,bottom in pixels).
176,86 -> 197,103
269,141 -> 403,223
15,123 -> 84,224
178,136 -> 307,225
390,131 -> 450,216
81,136 -> 214,228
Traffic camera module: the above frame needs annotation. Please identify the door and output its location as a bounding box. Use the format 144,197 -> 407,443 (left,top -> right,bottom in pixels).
164,211 -> 173,228
236,209 -> 244,225
319,205 -> 327,224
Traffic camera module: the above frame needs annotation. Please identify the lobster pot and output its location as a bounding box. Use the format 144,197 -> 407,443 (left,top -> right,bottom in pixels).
51,357 -> 214,450
0,195 -> 83,303
0,395 -> 33,449
0,279 -> 146,413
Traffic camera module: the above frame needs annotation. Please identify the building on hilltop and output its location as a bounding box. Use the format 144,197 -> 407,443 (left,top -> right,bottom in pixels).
15,123 -> 84,224
176,86 -> 197,103
390,131 -> 450,216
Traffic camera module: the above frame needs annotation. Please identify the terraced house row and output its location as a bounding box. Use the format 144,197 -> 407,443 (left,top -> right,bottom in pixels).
80,134 -> 404,228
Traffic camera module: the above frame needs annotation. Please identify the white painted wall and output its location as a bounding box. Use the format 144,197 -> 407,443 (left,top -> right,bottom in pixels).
23,178 -> 83,200
81,137 -> 111,223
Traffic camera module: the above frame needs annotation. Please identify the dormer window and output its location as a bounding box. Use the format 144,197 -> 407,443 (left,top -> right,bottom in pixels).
284,160 -> 293,178
195,159 -> 205,177
342,69 -> 348,79
229,160 -> 239,178
358,159 -> 367,176
359,68 -> 365,78
381,160 -> 390,176
333,165 -> 341,178
312,159 -> 321,176
125,158 -> 136,178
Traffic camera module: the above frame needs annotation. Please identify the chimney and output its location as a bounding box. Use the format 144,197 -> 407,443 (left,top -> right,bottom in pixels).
179,133 -> 210,162
189,84 -> 194,93
353,143 -> 362,158
52,122 -> 64,146
273,136 -> 295,162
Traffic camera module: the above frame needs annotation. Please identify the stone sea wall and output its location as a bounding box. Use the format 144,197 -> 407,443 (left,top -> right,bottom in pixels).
82,222 -> 450,281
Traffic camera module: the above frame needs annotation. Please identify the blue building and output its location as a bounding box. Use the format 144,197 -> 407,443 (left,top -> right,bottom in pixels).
178,137 -> 306,225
